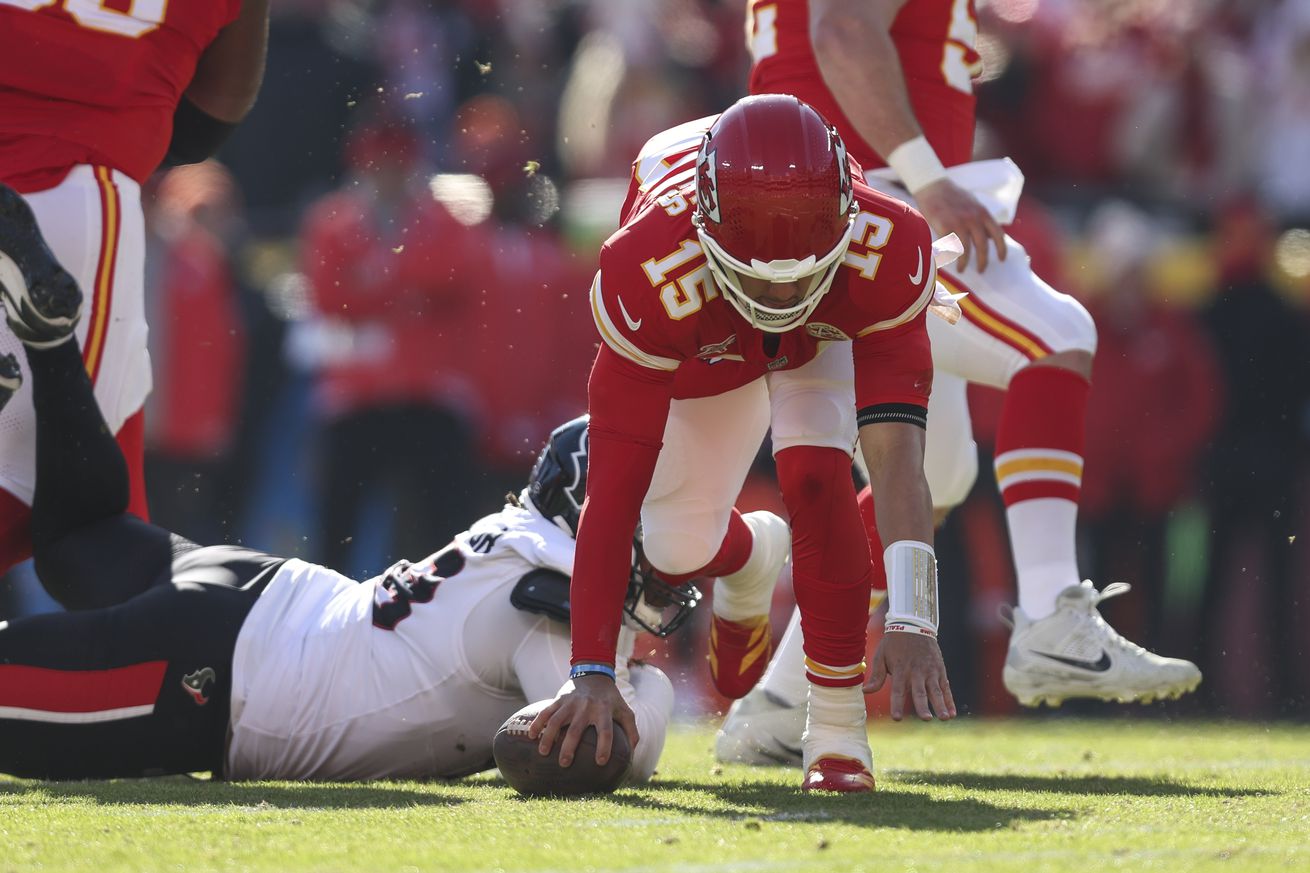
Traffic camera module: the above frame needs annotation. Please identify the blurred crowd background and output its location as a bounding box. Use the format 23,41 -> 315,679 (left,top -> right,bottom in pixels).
3,0 -> 1308,720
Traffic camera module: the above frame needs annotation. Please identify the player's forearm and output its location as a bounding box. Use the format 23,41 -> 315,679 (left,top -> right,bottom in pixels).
568,431 -> 659,666
569,349 -> 674,666
809,0 -> 921,160
859,422 -> 933,547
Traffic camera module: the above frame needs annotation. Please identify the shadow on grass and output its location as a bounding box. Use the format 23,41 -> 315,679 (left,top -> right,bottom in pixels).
892,771 -> 1272,798
0,777 -> 469,810
599,778 -> 1067,832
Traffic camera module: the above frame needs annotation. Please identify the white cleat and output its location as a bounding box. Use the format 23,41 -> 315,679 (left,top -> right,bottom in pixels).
715,688 -> 805,767
1001,581 -> 1203,708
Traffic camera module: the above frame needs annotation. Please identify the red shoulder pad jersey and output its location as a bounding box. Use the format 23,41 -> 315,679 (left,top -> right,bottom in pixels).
570,115 -> 936,666
747,0 -> 982,169
0,0 -> 241,191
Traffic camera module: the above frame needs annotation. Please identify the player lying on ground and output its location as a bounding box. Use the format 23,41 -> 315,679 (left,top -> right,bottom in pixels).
0,185 -> 699,781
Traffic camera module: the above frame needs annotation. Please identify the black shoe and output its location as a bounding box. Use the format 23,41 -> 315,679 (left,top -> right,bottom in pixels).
0,184 -> 82,349
0,352 -> 19,412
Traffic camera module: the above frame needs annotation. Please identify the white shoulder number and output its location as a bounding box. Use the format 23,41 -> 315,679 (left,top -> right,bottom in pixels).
842,212 -> 895,281
942,0 -> 982,95
1,0 -> 167,38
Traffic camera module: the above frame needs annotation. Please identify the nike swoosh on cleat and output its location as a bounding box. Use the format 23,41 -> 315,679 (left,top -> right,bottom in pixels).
907,247 -> 924,285
617,296 -> 643,331
1033,650 -> 1112,672
757,740 -> 803,766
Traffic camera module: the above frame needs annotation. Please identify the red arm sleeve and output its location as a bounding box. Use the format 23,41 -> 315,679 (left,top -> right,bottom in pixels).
569,346 -> 676,666
852,307 -> 933,411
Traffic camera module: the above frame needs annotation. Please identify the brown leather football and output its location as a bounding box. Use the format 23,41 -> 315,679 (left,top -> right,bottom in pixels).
492,700 -> 633,797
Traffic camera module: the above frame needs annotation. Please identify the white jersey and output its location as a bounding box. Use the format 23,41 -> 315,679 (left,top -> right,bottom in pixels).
226,502 -> 670,782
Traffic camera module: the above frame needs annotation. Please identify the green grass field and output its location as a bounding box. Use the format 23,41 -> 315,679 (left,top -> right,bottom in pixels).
3,719 -> 1308,873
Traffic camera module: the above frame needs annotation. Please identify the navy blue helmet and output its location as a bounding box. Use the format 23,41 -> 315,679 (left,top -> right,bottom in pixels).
526,415 -> 700,637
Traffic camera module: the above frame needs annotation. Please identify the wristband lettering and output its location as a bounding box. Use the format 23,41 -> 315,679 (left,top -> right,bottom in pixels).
884,621 -> 937,638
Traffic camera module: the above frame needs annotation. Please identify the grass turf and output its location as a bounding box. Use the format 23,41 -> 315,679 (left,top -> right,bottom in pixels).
2,719 -> 1308,872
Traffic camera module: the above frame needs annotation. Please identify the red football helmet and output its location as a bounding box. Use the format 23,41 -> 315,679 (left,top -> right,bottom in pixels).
693,94 -> 857,333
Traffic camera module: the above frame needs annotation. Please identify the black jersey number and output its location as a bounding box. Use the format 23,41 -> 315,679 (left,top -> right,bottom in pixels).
371,544 -> 466,630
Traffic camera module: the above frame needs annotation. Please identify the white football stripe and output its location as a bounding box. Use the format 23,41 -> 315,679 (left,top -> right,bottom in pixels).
0,703 -> 155,723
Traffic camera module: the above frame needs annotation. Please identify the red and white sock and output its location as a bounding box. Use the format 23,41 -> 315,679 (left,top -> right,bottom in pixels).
994,366 -> 1089,620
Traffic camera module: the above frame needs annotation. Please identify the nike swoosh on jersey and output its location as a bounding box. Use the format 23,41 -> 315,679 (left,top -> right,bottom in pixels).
617,296 -> 643,331
908,247 -> 925,286
1033,650 -> 1112,672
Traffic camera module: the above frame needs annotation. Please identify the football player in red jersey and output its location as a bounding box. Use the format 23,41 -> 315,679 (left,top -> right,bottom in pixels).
529,95 -> 957,794
718,0 -> 1199,763
0,0 -> 270,575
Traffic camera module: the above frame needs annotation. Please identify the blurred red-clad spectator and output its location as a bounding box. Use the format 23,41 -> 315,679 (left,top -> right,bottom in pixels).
300,110 -> 483,572
450,95 -> 599,481
1078,201 -> 1222,652
144,161 -> 248,543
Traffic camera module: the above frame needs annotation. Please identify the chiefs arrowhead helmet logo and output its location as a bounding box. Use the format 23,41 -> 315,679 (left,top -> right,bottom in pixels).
695,143 -> 721,224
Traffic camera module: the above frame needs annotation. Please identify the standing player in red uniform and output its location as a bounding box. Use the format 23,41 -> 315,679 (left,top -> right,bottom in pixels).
719,0 -> 1200,764
0,0 -> 270,575
530,95 -> 956,794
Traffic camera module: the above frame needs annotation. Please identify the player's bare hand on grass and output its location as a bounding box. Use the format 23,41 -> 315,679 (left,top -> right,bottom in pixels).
914,178 -> 1006,272
528,674 -> 639,768
866,632 -> 956,721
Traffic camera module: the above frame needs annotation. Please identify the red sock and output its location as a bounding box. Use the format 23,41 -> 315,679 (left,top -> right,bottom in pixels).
654,507 -> 752,585
994,366 -> 1088,507
777,446 -> 871,688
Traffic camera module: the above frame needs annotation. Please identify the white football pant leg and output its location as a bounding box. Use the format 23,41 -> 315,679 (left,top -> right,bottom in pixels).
641,378 -> 770,576
766,341 -> 857,456
933,236 -> 1096,389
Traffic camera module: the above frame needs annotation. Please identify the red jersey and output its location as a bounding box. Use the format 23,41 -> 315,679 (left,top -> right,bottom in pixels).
747,0 -> 981,169
0,0 -> 241,191
596,116 -> 936,408
570,116 -> 936,665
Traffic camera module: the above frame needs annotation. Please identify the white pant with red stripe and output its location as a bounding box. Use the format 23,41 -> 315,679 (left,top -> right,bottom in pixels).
0,164 -> 151,504
863,162 -> 1097,510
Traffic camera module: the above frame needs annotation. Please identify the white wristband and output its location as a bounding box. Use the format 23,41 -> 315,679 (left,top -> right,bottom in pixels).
886,136 -> 947,195
883,540 -> 939,634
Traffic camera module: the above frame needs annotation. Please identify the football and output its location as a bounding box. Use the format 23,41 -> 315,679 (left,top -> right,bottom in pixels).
492,700 -> 633,797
